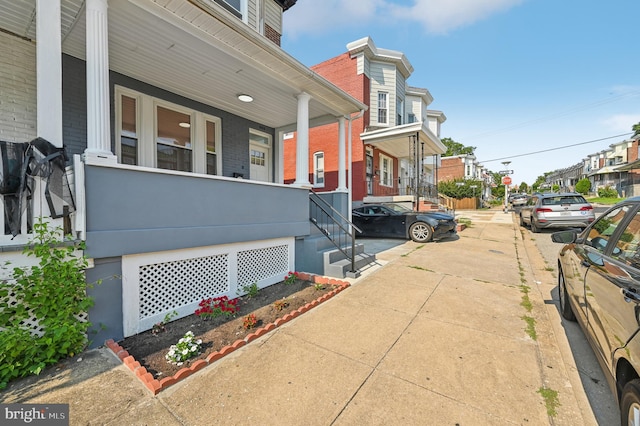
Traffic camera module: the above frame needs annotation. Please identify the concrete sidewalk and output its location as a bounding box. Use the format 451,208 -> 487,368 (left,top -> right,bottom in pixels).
1,210 -> 597,425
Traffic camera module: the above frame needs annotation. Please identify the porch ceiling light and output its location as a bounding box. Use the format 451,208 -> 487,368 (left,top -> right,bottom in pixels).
237,94 -> 253,103
178,122 -> 191,128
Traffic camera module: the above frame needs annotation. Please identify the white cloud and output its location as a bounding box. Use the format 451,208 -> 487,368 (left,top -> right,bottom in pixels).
602,113 -> 640,134
389,0 -> 525,34
284,0 -> 524,37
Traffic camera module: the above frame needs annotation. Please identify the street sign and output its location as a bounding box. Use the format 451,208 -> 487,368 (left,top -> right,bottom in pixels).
502,176 -> 512,185
499,170 -> 514,175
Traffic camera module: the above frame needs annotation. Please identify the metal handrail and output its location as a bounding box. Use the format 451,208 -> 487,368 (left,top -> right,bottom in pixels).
308,191 -> 361,274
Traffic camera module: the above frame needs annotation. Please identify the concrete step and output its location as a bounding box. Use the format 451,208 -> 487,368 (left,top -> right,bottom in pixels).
323,244 -> 376,278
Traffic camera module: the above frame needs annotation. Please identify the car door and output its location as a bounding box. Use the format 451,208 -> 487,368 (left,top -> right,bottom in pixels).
561,206 -> 630,327
368,205 -> 402,237
352,207 -> 374,236
520,195 -> 537,225
583,206 -> 640,370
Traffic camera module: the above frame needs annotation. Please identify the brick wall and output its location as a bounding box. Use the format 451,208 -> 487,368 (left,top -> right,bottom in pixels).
264,23 -> 281,46
0,32 -> 36,143
283,53 -> 371,200
438,157 -> 465,182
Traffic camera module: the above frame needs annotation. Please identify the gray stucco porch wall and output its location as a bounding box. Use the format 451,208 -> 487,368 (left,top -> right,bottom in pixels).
83,164 -> 310,258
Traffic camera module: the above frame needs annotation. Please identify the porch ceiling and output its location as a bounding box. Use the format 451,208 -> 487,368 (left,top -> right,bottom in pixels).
0,0 -> 366,130
360,121 -> 446,159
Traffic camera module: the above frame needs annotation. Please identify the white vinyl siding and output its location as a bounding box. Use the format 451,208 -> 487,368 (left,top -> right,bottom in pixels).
265,0 -> 283,34
370,62 -> 396,127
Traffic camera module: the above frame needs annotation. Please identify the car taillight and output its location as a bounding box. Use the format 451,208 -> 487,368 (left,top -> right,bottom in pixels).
536,208 -> 553,213
580,206 -> 593,211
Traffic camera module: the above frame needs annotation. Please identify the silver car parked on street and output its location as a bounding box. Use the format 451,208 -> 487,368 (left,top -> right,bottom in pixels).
519,192 -> 595,232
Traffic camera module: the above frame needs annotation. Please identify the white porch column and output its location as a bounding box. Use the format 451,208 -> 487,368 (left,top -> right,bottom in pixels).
36,0 -> 63,148
336,116 -> 347,191
84,0 -> 116,162
294,92 -> 311,186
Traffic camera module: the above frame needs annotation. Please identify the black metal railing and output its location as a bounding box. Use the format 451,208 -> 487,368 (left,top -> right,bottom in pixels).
368,177 -> 439,203
309,191 -> 362,275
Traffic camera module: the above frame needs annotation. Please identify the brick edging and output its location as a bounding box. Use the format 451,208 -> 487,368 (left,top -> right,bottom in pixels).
105,273 -> 350,395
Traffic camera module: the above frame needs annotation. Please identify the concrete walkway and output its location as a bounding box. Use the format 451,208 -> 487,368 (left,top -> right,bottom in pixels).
1,210 -> 598,425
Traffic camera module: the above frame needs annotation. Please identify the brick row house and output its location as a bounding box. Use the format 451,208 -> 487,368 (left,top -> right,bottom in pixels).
0,0 -> 369,345
283,37 -> 447,211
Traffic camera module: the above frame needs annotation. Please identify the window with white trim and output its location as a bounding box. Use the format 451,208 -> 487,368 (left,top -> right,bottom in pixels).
380,153 -> 393,187
408,113 -> 416,123
115,87 -> 222,175
377,92 -> 388,125
313,151 -> 325,187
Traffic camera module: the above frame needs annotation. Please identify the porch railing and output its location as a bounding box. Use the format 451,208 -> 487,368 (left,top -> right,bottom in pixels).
308,191 -> 361,275
368,177 -> 439,203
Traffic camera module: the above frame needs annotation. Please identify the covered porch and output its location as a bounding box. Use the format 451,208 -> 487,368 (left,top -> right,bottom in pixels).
0,0 -> 366,343
360,121 -> 446,208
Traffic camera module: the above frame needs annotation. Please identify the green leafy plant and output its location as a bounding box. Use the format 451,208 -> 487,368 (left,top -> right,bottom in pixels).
0,220 -> 94,390
165,331 -> 202,365
241,282 -> 259,298
314,283 -> 325,290
284,271 -> 299,285
242,313 -> 257,330
152,310 -> 178,335
597,186 -> 618,198
194,296 -> 239,319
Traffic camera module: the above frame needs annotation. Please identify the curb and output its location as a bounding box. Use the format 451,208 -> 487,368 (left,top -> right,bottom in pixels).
106,273 -> 350,395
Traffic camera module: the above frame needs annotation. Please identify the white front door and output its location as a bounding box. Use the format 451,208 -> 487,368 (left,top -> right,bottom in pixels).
250,144 -> 270,182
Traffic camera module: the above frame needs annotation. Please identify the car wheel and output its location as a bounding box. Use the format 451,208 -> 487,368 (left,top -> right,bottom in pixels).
620,379 -> 640,426
519,214 -> 525,227
531,219 -> 540,233
558,266 -> 575,321
409,222 -> 433,243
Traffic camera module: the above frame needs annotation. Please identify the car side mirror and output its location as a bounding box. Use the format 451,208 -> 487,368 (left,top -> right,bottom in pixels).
551,230 -> 578,244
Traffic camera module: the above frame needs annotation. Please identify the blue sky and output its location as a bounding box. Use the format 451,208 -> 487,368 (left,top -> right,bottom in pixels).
282,0 -> 640,186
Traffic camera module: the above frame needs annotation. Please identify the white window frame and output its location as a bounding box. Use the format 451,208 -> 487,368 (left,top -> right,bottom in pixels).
115,86 -> 222,176
379,153 -> 393,187
313,151 -> 325,188
377,92 -> 388,125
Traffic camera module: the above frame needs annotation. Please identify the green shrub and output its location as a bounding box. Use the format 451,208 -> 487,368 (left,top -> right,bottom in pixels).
597,186 -> 618,198
0,220 -> 94,389
575,178 -> 591,195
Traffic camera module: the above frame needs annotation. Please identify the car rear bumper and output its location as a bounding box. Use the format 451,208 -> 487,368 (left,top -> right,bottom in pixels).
535,219 -> 593,229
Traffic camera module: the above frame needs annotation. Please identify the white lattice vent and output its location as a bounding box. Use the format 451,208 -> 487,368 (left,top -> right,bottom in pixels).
238,244 -> 289,288
138,253 -> 229,320
1,287 -> 87,337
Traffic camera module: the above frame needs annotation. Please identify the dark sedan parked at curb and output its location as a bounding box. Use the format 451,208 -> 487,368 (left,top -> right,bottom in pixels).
552,197 -> 640,424
351,203 -> 457,243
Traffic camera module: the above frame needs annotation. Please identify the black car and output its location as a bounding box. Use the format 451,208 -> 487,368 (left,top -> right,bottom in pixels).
552,197 -> 640,424
351,203 -> 457,243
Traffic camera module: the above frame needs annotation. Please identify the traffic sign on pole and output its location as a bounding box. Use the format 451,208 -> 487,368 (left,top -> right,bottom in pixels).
502,176 -> 512,185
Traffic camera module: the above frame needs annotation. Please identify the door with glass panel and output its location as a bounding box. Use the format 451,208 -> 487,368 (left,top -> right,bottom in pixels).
249,131 -> 271,182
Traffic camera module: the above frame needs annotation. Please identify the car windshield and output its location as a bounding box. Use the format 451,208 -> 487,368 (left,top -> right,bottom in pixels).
383,203 -> 411,213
